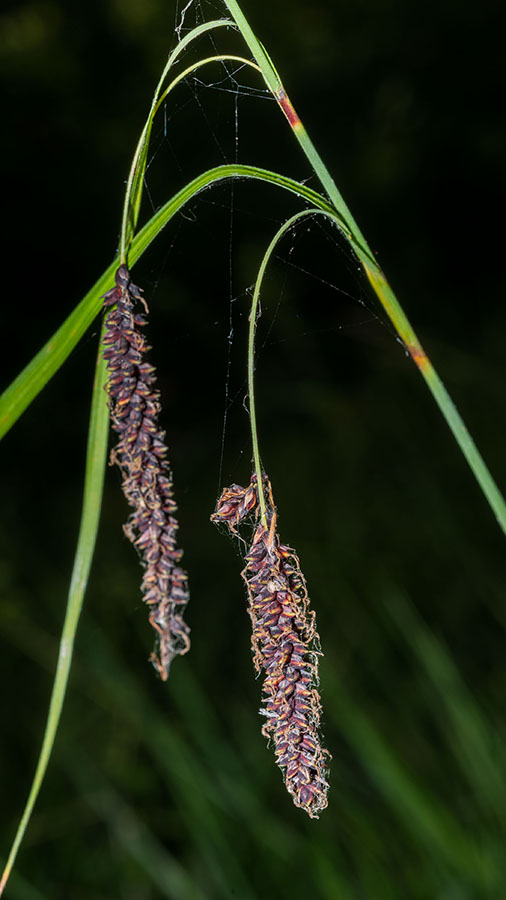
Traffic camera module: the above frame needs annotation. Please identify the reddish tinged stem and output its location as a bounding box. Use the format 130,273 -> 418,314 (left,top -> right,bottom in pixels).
276,88 -> 303,131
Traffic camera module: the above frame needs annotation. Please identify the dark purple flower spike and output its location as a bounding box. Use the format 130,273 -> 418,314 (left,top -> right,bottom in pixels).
102,265 -> 190,679
212,473 -> 329,817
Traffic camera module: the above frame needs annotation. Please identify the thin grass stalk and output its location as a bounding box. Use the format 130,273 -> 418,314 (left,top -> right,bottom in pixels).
222,0 -> 370,255
119,18 -> 234,257
247,208 -> 335,525
2,8 -> 504,889
213,210 -> 333,816
0,339 -> 109,896
359,259 -> 506,532
153,54 -> 261,116
120,52 -> 260,260
224,0 -> 506,537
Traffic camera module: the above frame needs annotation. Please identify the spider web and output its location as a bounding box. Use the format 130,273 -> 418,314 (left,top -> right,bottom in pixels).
138,0 -> 394,495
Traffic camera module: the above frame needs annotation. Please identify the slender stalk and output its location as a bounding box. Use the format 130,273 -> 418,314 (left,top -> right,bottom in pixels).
248,208 -> 329,525
0,338 -> 109,896
360,259 -> 506,535
222,0 -> 372,260
224,0 -> 506,537
247,286 -> 266,526
119,18 -> 233,259
119,20 -> 251,260
249,204 -> 506,537
153,55 -> 261,116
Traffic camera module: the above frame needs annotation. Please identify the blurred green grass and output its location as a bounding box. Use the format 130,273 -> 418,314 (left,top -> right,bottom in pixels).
2,572 -> 506,898
1,0 -> 506,896
2,342 -> 506,897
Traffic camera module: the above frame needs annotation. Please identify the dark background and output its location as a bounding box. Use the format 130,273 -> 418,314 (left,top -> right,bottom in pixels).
1,1 -> 506,897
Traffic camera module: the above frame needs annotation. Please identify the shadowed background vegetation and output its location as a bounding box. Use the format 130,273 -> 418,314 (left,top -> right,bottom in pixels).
1,0 -> 506,896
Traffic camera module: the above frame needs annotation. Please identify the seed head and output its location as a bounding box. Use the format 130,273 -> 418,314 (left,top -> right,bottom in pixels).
212,473 -> 329,817
102,264 -> 190,679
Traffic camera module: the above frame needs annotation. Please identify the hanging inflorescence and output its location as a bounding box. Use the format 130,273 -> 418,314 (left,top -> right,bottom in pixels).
212,473 -> 330,817
102,264 -> 190,680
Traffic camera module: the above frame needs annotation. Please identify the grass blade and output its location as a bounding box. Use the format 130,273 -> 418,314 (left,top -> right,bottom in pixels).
223,0 -> 506,536
0,339 -> 109,895
360,260 -> 506,535
0,165 -> 332,441
222,0 -> 371,257
120,18 -> 235,254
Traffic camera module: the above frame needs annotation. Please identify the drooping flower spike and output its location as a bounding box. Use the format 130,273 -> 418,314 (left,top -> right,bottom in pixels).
102,265 -> 190,679
212,473 -> 330,818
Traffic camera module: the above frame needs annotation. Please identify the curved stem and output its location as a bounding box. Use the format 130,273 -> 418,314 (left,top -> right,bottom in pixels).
249,210 -> 506,539
153,55 -> 261,117
248,209 -> 330,526
120,52 -> 261,259
247,292 -> 265,526
224,0 -> 506,537
3,156 -> 505,537
119,18 -> 235,261
222,0 -> 373,263
0,164 -> 333,442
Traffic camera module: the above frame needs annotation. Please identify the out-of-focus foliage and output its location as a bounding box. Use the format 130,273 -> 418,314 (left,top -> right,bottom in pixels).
1,0 -> 505,896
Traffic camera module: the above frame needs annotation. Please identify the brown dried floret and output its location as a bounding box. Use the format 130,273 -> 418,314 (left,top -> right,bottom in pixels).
102,264 -> 190,679
212,473 -> 329,817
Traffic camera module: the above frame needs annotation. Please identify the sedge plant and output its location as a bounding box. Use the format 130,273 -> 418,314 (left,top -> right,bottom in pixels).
1,0 -> 505,891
